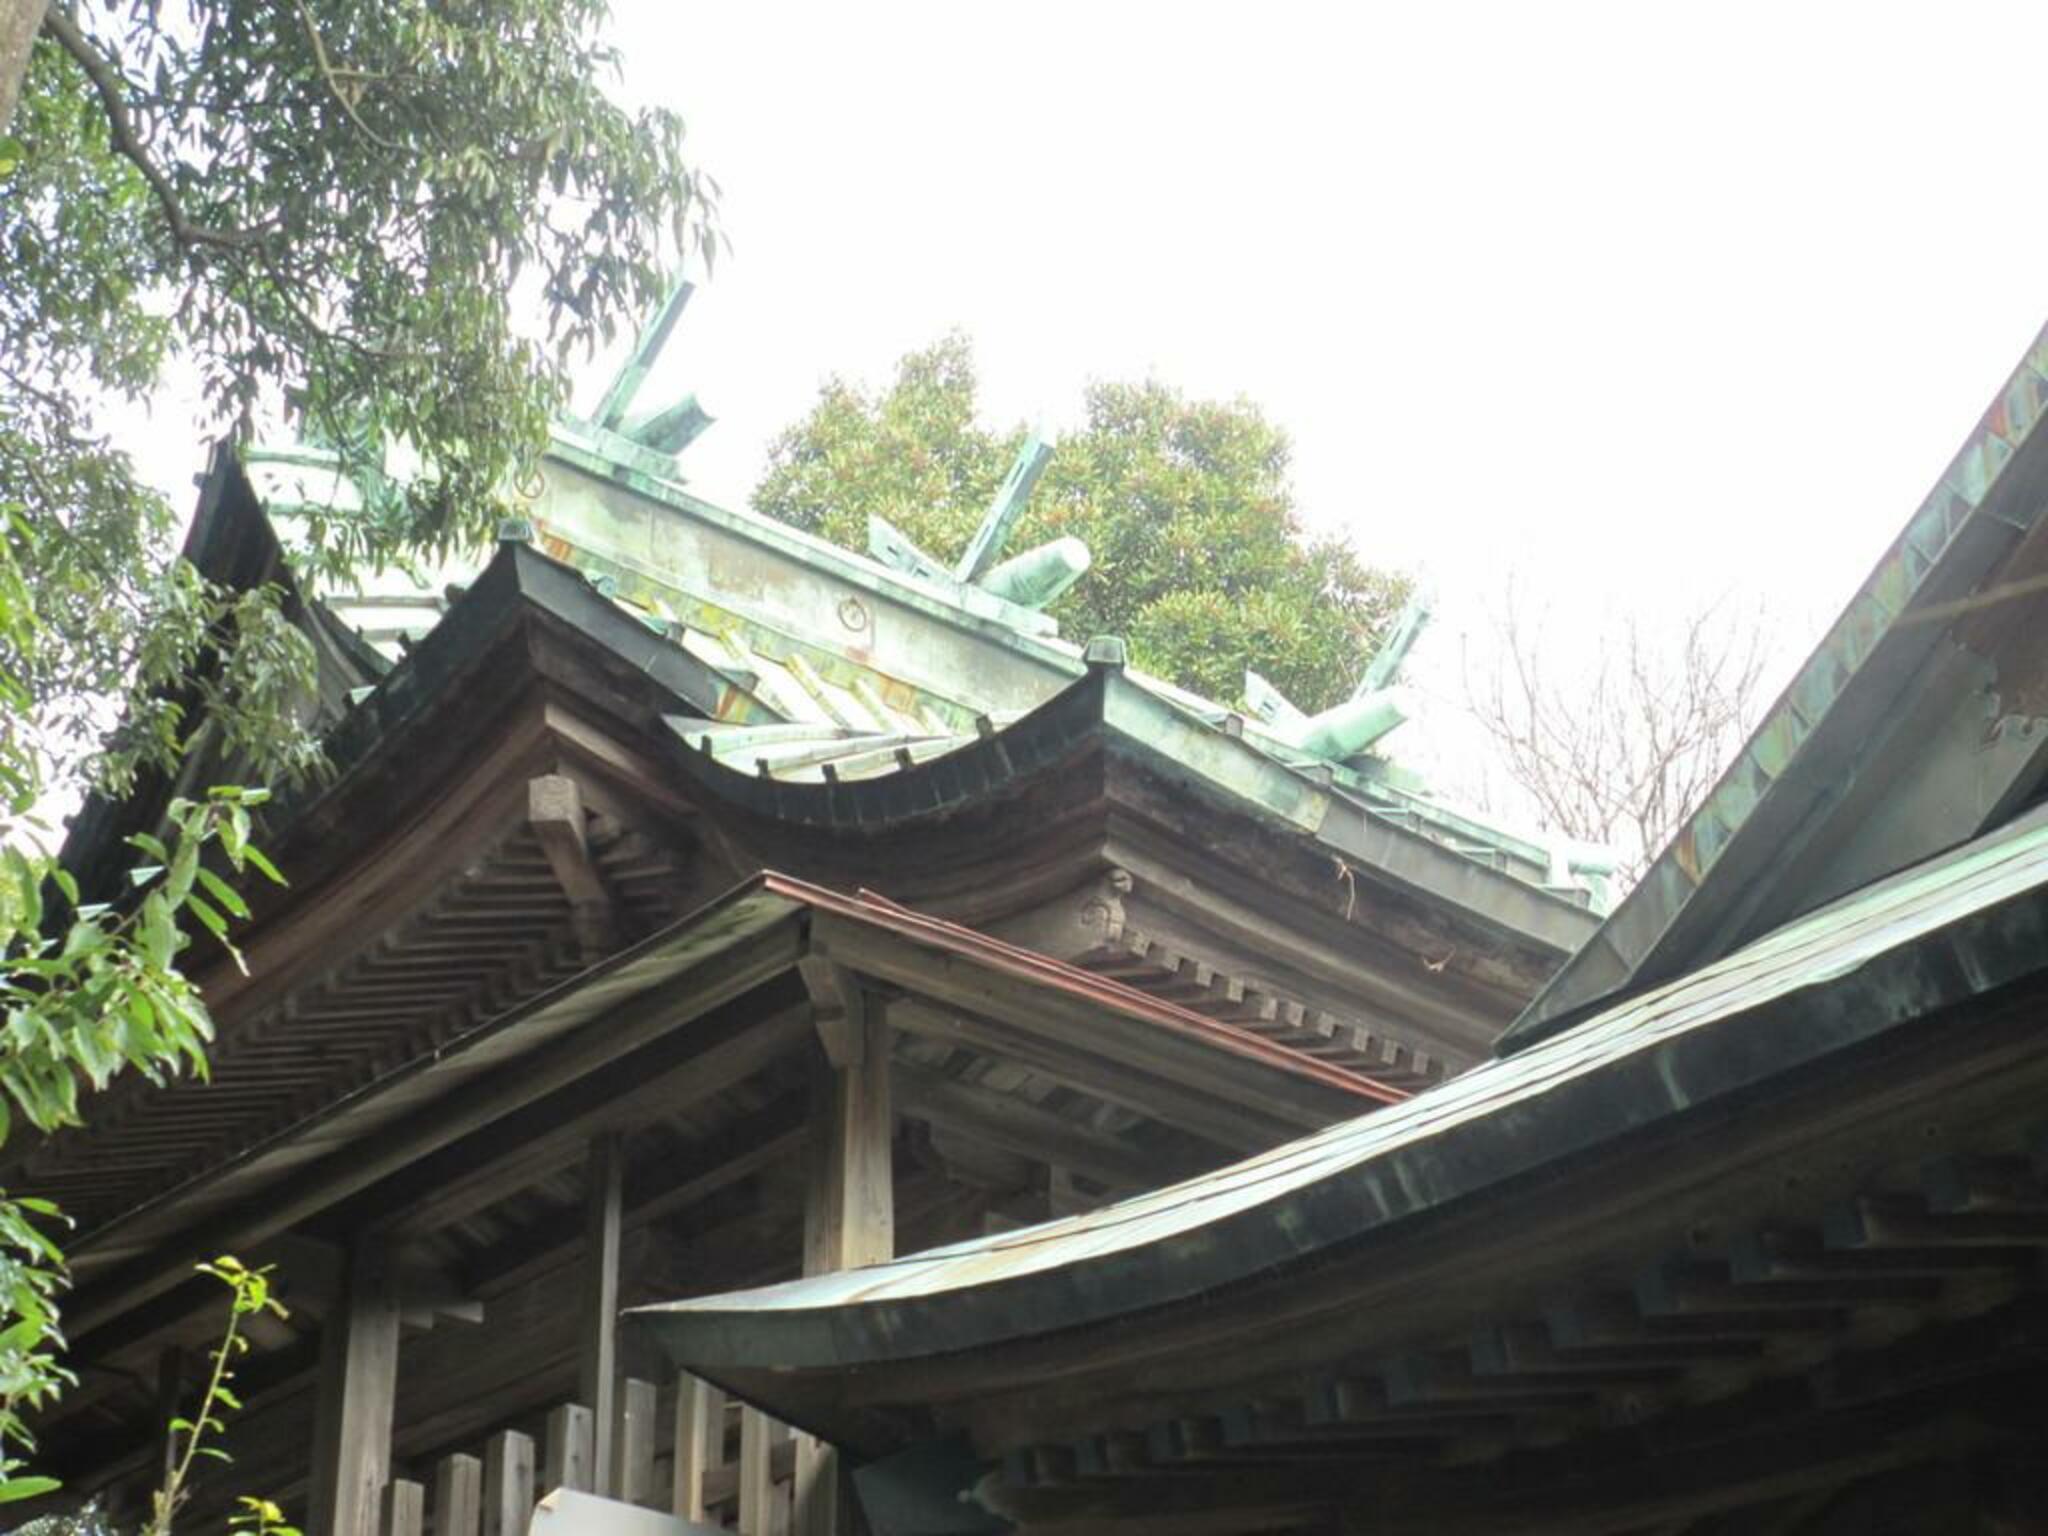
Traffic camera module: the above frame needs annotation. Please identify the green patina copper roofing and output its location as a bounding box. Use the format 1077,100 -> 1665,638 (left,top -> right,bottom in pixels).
240,295 -> 1615,912
627,799 -> 2048,1370
1503,317 -> 2048,1048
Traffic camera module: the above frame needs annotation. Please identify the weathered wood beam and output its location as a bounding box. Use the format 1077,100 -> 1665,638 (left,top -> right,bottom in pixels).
381,1481 -> 424,1536
67,922 -> 805,1340
458,1097 -> 808,1300
529,774 -> 620,958
482,1430 -> 535,1536
799,956 -> 869,1071
793,1000 -> 896,1536
306,1239 -> 401,1536
545,1403 -> 596,1493
434,1453 -> 482,1536
737,1408 -> 778,1536
579,1135 -> 624,1497
375,995 -> 809,1244
615,1376 -> 658,1507
804,1008 -> 894,1277
888,997 -> 1277,1154
893,1058 -> 1202,1193
810,914 -> 1346,1134
671,1374 -> 725,1523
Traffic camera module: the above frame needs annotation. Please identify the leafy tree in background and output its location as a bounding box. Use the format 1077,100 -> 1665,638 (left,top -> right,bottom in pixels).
0,0 -> 711,1499
754,335 -> 1410,711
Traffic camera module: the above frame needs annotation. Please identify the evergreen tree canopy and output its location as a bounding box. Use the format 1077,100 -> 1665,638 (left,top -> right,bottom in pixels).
754,335 -> 1408,712
0,0 -> 712,1492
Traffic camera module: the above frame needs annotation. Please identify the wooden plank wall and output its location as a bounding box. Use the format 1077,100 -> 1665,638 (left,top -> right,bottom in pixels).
376,1376 -> 800,1536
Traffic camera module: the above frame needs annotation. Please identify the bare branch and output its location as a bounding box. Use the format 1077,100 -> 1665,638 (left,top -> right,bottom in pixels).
1464,586 -> 1770,889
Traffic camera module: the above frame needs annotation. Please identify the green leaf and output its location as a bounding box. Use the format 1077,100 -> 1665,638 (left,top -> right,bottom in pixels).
195,866 -> 251,920
186,895 -> 228,940
243,846 -> 287,886
139,892 -> 178,970
0,1475 -> 61,1503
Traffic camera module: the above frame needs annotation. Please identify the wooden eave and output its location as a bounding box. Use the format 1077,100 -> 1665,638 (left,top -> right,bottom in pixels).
627,810 -> 2048,1490
662,667 -> 1593,1064
19,534 -> 734,1243
26,865 -> 1407,1517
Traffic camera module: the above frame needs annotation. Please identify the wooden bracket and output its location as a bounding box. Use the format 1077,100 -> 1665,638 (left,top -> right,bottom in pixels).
798,954 -> 869,1070
528,774 -> 620,959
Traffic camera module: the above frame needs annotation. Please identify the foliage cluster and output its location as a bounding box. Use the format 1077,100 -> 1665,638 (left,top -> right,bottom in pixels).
753,335 -> 1410,712
0,0 -> 713,1505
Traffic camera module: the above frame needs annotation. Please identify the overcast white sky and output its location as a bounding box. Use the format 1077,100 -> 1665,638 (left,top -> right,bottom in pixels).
587,0 -> 2048,690
105,0 -> 2048,832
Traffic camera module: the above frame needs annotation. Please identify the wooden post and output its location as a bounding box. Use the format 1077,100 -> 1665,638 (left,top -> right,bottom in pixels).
544,1404 -> 596,1494
382,1481 -> 425,1536
796,992 -> 894,1536
802,1001 -> 893,1275
615,1376 -> 658,1507
579,1133 -> 624,1495
308,1238 -> 402,1536
482,1430 -> 535,1536
791,1434 -> 836,1536
435,1453 -> 482,1536
671,1373 -> 725,1522
737,1409 -> 778,1536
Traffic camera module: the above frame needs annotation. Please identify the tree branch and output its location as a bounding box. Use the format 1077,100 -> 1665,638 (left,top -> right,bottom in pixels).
40,7 -> 259,253
289,0 -> 398,151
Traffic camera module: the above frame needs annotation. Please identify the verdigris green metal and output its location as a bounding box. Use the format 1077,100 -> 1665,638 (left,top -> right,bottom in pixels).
1243,670 -> 1308,736
592,277 -> 695,430
978,535 -> 1091,609
1294,686 -> 1412,760
238,284 -> 1618,913
1358,592 -> 1433,694
1505,318 -> 2048,1049
955,433 -> 1055,583
621,393 -> 713,456
866,513 -> 956,588
1240,590 -> 1432,761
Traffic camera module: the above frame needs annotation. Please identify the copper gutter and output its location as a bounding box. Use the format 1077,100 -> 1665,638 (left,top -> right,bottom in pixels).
759,871 -> 1407,1106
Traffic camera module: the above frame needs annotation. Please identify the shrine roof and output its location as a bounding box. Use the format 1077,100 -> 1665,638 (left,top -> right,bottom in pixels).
241,427 -> 1610,919
627,799 -> 2048,1375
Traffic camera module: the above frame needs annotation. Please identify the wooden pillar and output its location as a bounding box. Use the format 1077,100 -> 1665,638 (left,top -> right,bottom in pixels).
615,1377 -> 658,1506
802,987 -> 894,1275
736,1409 -> 776,1536
382,1481 -> 425,1536
482,1430 -> 535,1536
435,1454 -> 482,1536
578,1134 -> 624,1497
544,1404 -> 596,1494
671,1374 -> 725,1523
798,979 -> 893,1536
308,1238 -> 401,1536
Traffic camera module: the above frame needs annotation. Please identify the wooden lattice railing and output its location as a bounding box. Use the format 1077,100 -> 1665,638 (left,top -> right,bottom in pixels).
377,1374 -> 833,1536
